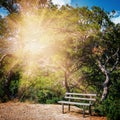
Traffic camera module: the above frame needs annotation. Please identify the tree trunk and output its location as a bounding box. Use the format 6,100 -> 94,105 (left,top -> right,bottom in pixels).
97,59 -> 110,101
101,72 -> 109,101
64,71 -> 70,92
4,70 -> 13,99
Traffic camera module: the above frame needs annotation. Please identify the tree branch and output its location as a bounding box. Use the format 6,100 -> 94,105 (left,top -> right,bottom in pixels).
110,48 -> 119,72
0,54 -> 13,67
96,59 -> 110,101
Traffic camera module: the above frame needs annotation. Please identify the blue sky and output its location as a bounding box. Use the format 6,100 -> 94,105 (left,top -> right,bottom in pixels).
52,0 -> 120,24
71,0 -> 120,12
53,0 -> 120,11
0,8 -> 8,18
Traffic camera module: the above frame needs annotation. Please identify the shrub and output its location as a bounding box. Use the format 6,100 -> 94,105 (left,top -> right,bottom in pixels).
37,89 -> 62,104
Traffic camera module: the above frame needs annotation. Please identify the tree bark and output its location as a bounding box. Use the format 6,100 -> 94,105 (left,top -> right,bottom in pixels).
97,59 -> 110,101
64,71 -> 70,92
96,47 -> 119,101
101,72 -> 109,101
0,54 -> 12,67
0,54 -> 14,99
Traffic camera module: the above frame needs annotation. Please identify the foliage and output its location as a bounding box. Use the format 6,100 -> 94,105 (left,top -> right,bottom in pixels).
95,70 -> 120,120
84,23 -> 120,119
0,2 -> 120,119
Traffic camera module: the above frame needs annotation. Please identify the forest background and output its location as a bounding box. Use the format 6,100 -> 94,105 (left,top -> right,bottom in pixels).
0,1 -> 120,120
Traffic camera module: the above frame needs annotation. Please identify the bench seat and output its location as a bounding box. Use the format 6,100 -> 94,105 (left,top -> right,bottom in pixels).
58,101 -> 91,106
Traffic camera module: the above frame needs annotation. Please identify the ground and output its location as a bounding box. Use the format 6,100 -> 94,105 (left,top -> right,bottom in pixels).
0,102 -> 106,120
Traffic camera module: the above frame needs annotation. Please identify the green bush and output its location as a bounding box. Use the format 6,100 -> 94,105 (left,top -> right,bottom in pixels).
0,79 -> 4,101
95,77 -> 120,120
46,97 -> 60,104
37,89 -> 62,104
106,100 -> 120,120
95,99 -> 120,120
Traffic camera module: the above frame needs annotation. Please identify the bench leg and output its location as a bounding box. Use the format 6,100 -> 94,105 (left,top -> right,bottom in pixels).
68,104 -> 70,112
89,105 -> 92,116
62,103 -> 64,114
83,105 -> 85,118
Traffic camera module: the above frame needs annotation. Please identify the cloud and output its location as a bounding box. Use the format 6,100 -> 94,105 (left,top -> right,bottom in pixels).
111,16 -> 120,24
111,11 -> 120,24
113,11 -> 120,17
0,13 -> 4,18
52,0 -> 71,6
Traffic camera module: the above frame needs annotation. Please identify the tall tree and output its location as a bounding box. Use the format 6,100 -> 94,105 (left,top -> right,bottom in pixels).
93,24 -> 120,101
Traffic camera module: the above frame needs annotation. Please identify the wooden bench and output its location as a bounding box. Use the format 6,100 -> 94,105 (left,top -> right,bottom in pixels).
58,92 -> 96,117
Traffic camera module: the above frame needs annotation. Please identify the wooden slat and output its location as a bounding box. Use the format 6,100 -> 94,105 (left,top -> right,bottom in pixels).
65,92 -> 96,96
65,96 -> 96,101
58,101 -> 91,106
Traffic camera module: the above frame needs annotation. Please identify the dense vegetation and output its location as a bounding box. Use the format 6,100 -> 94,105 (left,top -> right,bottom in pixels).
0,0 -> 120,120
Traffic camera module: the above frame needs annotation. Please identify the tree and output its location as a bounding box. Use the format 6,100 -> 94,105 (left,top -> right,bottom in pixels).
49,6 -> 102,92
77,7 -> 119,101
0,0 -> 119,106
0,0 -> 49,13
93,24 -> 120,101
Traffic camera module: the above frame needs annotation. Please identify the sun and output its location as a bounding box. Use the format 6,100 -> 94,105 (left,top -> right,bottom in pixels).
7,1 -> 68,78
24,41 -> 43,54
10,10 -> 56,77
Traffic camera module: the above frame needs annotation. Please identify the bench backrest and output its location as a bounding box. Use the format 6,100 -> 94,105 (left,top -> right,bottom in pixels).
65,92 -> 96,104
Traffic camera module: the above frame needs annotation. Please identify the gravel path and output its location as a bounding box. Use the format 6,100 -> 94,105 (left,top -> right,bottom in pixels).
0,102 -> 106,120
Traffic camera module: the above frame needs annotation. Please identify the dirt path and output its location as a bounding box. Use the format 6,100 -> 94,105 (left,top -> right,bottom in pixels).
0,102 -> 106,120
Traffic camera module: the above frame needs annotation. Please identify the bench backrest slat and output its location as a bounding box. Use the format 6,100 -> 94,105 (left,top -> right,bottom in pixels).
65,96 -> 96,101
65,92 -> 96,104
66,92 -> 96,97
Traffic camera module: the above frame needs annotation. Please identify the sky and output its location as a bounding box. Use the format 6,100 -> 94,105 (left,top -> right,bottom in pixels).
52,0 -> 120,11
71,0 -> 120,12
0,8 -> 8,18
52,0 -> 120,24
0,0 -> 120,23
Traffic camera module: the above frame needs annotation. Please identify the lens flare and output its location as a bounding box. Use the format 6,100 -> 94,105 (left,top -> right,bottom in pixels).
6,2 -> 67,78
